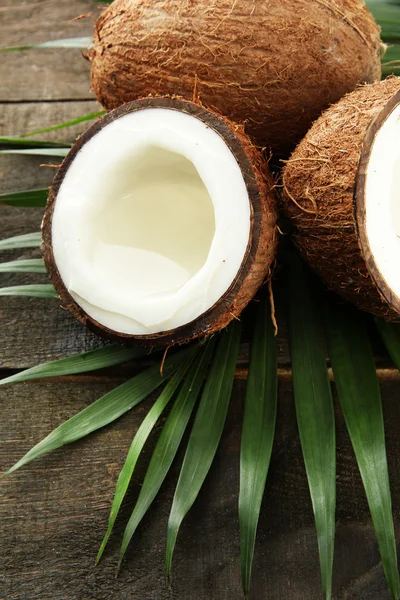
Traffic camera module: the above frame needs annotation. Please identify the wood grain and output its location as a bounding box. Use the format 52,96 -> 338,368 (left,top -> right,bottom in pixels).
1,379 -> 399,600
1,3 -> 400,600
0,100 -> 101,194
0,0 -> 101,102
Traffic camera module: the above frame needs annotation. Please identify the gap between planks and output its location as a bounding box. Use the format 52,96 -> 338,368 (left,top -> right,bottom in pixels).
0,366 -> 398,386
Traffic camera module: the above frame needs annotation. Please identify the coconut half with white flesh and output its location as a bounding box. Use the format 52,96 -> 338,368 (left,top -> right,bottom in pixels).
281,77 -> 400,321
42,97 -> 277,346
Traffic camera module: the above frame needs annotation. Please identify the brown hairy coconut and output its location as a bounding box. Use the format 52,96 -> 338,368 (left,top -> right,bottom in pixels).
88,0 -> 382,155
42,97 -> 278,346
282,77 -> 400,321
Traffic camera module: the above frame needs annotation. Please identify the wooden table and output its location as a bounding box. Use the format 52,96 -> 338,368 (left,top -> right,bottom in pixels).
1,2 -> 400,599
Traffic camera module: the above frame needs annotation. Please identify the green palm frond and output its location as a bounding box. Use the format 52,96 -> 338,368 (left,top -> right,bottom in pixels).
0,232 -> 41,250
0,259 -> 46,273
325,303 -> 400,599
1,37 -> 93,52
96,355 -> 195,562
19,111 -> 105,137
118,338 -> 216,568
0,284 -> 58,299
0,344 -> 150,386
3,346 -> 194,476
0,148 -> 69,157
0,258 -> 46,273
287,258 -> 336,600
239,295 -> 277,594
376,320 -> 400,370
165,321 -> 241,576
0,137 -> 69,148
367,1 -> 400,40
0,189 -> 48,207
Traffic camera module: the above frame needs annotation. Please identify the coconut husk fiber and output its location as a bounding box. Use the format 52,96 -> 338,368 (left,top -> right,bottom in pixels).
89,0 -> 381,155
281,77 -> 400,321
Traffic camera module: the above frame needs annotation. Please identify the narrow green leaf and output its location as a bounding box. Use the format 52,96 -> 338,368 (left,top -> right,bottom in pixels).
0,284 -> 58,299
239,296 -> 278,594
165,321 -> 241,576
4,347 -> 193,476
367,1 -> 400,40
0,258 -> 46,274
0,232 -> 41,250
1,37 -> 93,52
287,257 -> 336,600
118,338 -> 216,567
0,344 -> 150,386
0,188 -> 48,207
382,45 -> 400,76
0,137 -> 71,149
0,148 -> 69,157
325,303 -> 400,599
382,44 -> 400,62
376,319 -> 400,371
97,349 -> 198,563
20,111 -> 105,138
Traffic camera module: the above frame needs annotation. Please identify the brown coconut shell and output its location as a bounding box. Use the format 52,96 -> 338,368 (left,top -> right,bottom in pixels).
88,0 -> 382,155
42,96 -> 278,346
281,77 -> 400,321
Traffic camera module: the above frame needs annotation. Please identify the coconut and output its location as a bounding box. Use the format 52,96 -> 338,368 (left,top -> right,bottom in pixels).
41,97 -> 278,346
88,0 -> 382,155
281,76 -> 400,321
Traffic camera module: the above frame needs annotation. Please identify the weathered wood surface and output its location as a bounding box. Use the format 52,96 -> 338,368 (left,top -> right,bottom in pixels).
1,101 -> 101,194
0,0 -> 101,102
1,2 -> 400,600
1,379 -> 400,600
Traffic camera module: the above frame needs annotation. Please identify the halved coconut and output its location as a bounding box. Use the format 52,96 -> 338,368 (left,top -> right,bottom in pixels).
42,97 -> 277,346
281,77 -> 400,321
88,0 -> 382,155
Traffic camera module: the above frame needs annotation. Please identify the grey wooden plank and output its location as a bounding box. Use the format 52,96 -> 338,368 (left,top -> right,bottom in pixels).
1,379 -> 399,600
0,100 -> 109,368
0,100 -> 101,194
0,210 -> 103,367
0,0 -> 101,102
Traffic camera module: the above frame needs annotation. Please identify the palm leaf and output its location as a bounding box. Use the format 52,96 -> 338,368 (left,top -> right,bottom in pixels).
1,37 -> 93,52
325,303 -> 400,599
0,189 -> 48,207
0,232 -> 41,250
0,284 -> 58,299
376,319 -> 400,371
287,258 -> 336,600
382,44 -> 400,76
0,344 -> 150,386
20,111 -> 105,137
96,350 -> 198,563
367,1 -> 400,40
0,258 -> 46,273
0,137 -> 70,149
165,321 -> 241,576
4,346 -> 193,476
239,296 -> 278,594
118,338 -> 216,568
0,148 -> 69,157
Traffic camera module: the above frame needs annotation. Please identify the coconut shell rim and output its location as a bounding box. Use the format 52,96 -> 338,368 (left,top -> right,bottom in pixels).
355,88 -> 400,318
42,96 -> 270,347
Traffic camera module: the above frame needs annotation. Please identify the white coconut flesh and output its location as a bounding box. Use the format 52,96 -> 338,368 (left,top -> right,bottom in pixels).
364,101 -> 400,301
52,108 -> 251,335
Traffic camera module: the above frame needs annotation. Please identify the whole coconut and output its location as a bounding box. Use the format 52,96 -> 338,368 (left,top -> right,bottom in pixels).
281,77 -> 400,321
89,0 -> 382,154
